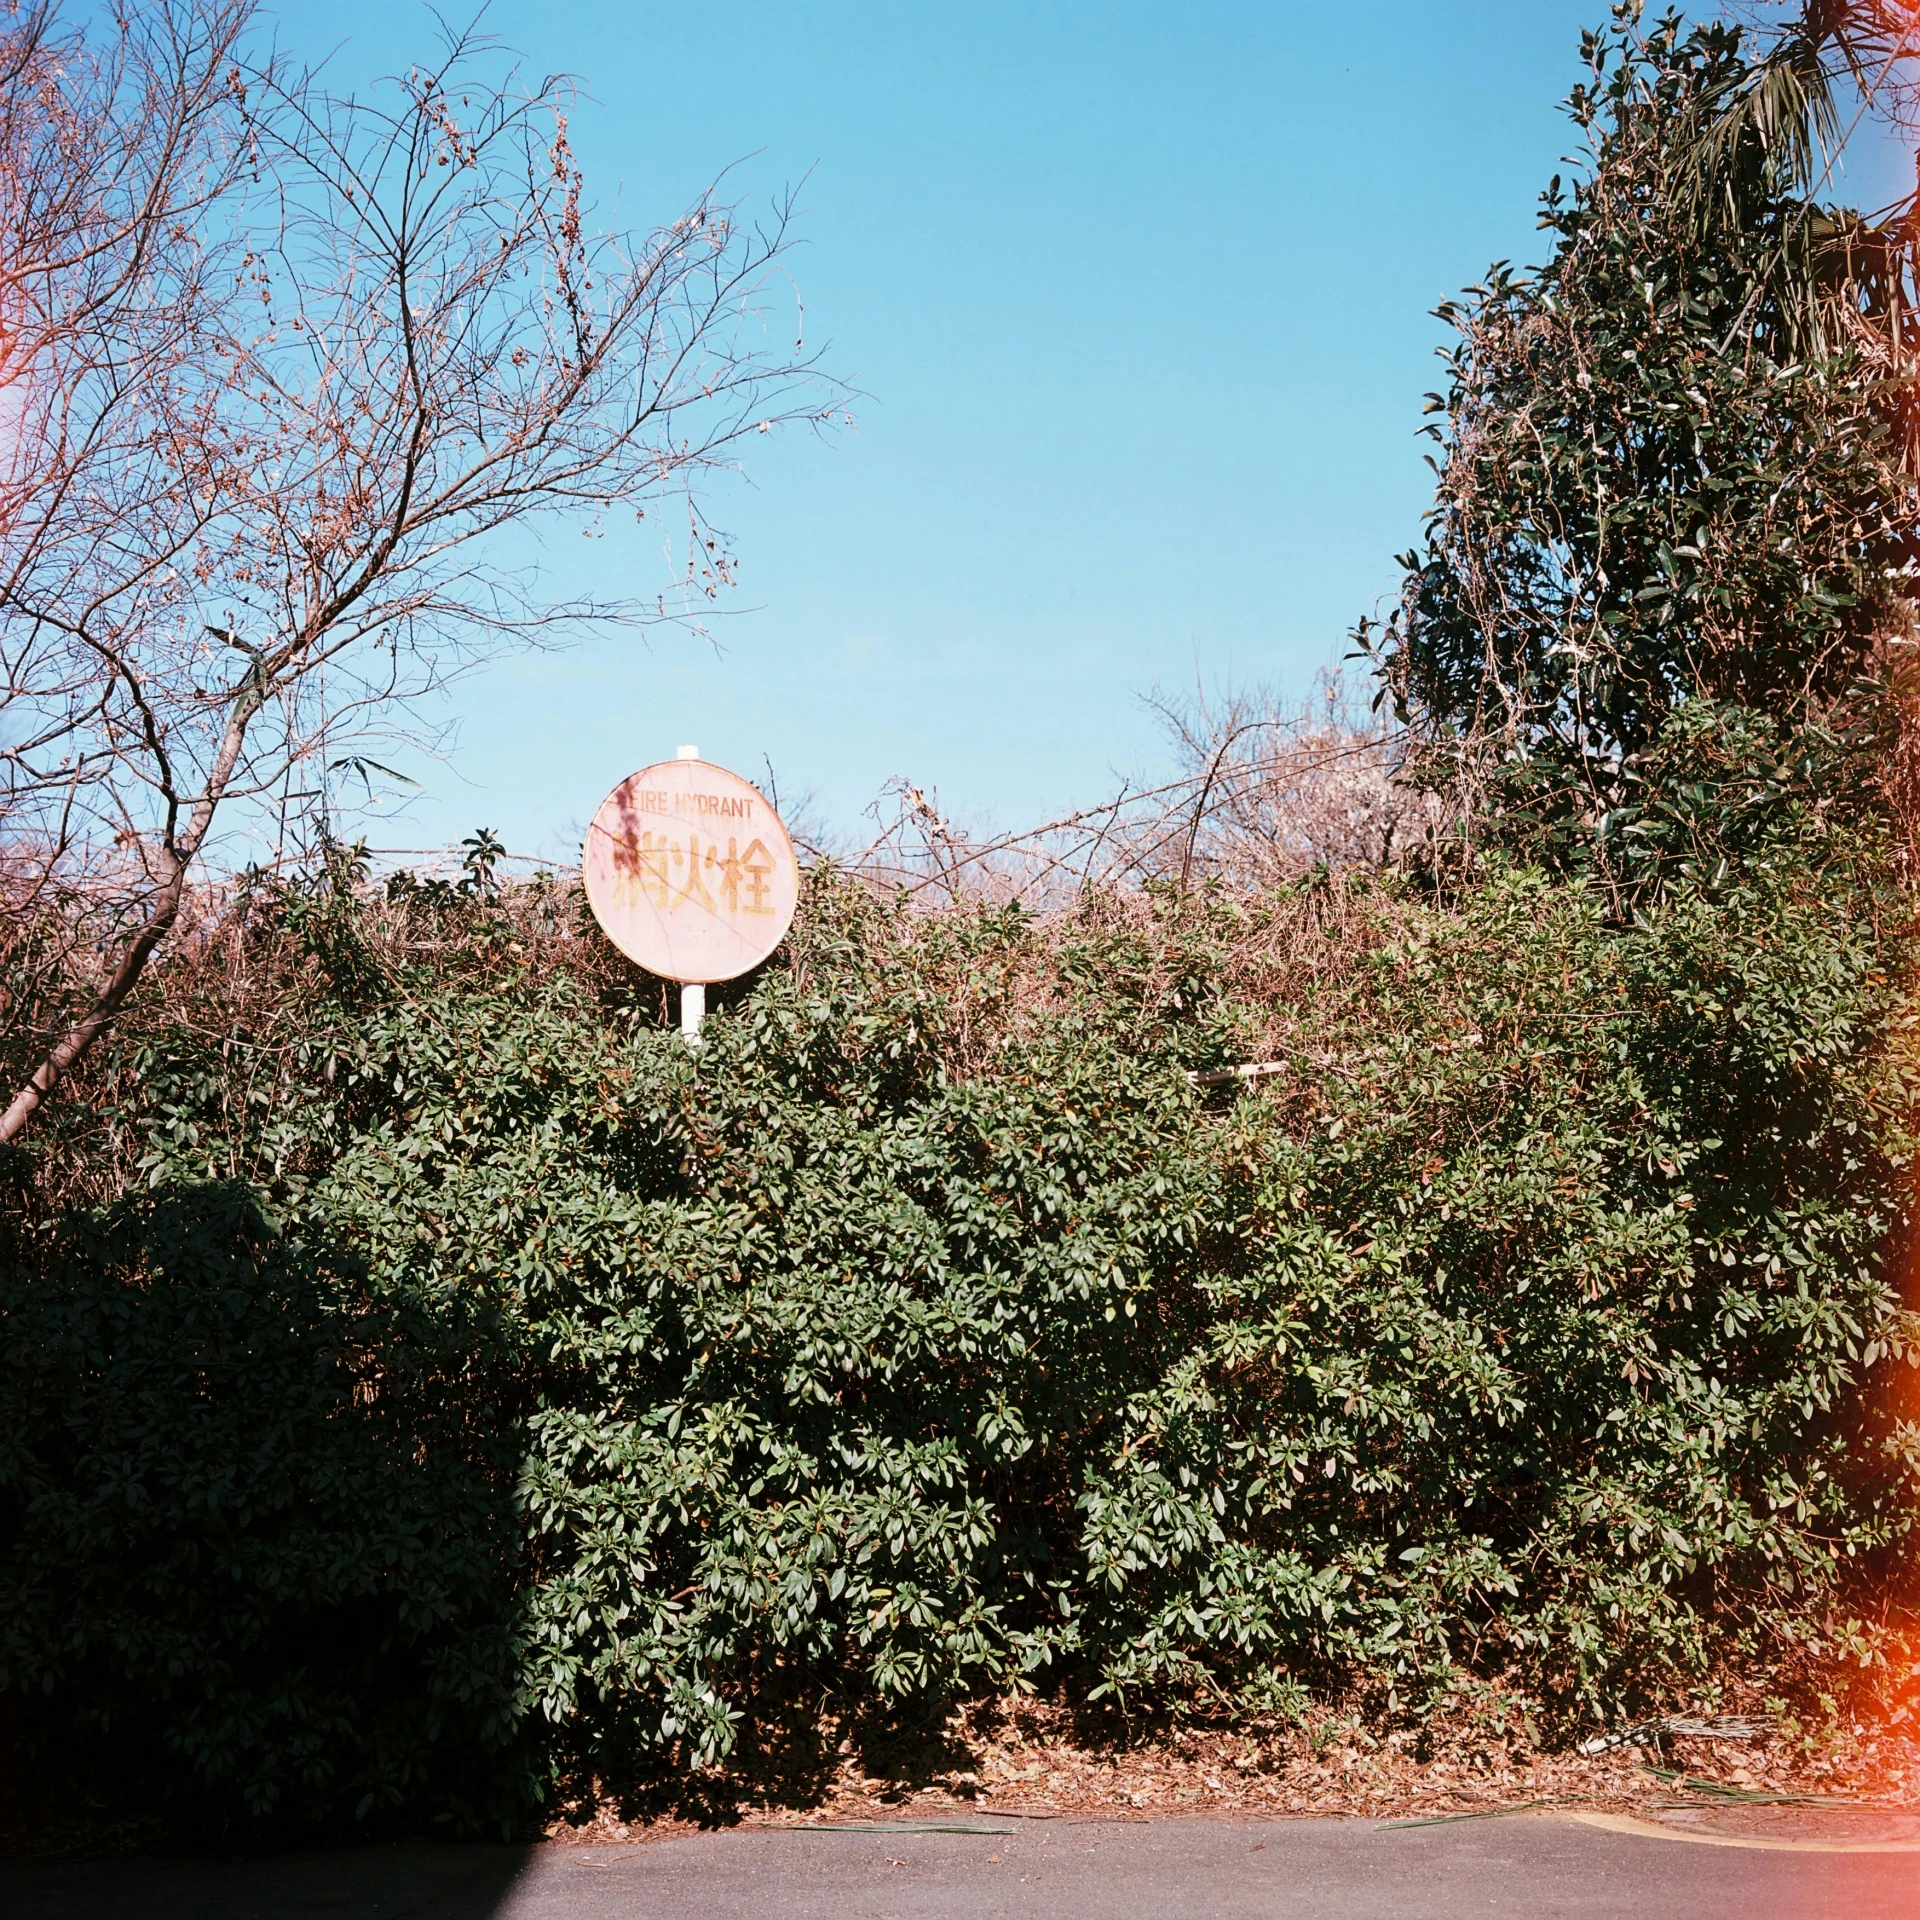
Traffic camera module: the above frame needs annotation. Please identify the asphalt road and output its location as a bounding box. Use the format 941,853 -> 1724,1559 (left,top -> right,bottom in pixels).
5,1813 -> 1919,1919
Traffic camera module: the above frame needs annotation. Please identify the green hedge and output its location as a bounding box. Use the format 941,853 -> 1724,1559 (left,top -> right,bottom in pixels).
2,708 -> 1914,1830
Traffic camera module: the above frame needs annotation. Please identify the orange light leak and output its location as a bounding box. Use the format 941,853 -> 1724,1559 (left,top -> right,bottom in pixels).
1856,1208 -> 1920,1773
1861,25 -> 1920,1783
1828,13 -> 1920,1818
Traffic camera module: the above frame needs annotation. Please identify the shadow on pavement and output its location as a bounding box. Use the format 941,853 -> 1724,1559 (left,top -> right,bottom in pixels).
0,1841 -> 535,1919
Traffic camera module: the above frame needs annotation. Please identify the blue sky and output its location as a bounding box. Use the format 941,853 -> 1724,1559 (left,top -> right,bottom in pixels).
288,2 -> 1909,861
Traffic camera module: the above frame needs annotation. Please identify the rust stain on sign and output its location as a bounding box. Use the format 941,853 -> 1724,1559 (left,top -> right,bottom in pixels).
583,757 -> 799,983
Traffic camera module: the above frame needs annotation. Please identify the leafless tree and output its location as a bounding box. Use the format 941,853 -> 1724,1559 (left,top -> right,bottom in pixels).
1140,675 -> 1431,891
843,674 -> 1431,905
0,0 -> 831,1142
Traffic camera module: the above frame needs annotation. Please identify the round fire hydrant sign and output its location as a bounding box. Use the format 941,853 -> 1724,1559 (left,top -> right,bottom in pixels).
583,757 -> 799,982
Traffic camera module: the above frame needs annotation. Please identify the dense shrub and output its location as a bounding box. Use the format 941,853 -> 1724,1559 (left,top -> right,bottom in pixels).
1,702 -> 1913,1827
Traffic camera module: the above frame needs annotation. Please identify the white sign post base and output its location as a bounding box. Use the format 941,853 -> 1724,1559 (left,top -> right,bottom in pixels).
680,981 -> 705,1048
676,744 -> 704,1047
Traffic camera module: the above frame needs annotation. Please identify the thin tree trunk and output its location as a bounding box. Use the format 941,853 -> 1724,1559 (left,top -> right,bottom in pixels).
0,857 -> 190,1142
0,684 -> 259,1145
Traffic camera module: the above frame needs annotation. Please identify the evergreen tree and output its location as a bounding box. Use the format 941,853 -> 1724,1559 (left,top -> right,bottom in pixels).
1372,7 -> 1920,874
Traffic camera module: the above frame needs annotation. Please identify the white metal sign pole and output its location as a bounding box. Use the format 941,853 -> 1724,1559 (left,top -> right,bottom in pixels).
675,744 -> 705,1047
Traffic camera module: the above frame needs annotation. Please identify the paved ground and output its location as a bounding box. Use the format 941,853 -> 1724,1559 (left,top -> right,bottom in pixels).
5,1812 -> 1920,1919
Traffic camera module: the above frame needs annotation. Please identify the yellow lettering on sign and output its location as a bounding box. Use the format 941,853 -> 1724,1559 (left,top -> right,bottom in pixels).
613,830 -> 785,918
